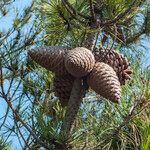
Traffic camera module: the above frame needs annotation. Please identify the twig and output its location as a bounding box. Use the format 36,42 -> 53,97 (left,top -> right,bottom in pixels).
125,30 -> 144,45
57,6 -> 72,31
2,93 -> 50,150
80,30 -> 87,46
113,98 -> 140,135
0,106 -> 9,130
14,129 -> 24,149
3,130 -> 13,146
62,0 -> 90,19
0,67 -> 5,95
101,33 -> 108,46
100,0 -> 137,26
62,0 -> 86,25
15,121 -> 31,150
93,31 -> 100,49
23,134 -> 32,150
89,0 -> 96,20
94,95 -> 147,149
11,80 -> 22,98
132,102 -> 150,118
6,77 -> 14,96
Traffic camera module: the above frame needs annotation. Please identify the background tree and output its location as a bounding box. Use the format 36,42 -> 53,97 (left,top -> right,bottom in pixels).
0,0 -> 150,149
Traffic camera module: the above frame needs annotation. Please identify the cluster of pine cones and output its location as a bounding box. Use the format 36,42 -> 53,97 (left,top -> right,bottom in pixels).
28,46 -> 132,106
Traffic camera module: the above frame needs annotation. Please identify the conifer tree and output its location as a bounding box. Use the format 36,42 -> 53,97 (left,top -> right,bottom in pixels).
0,0 -> 150,149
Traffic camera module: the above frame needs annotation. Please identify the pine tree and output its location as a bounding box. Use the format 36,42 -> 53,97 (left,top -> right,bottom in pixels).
0,0 -> 150,149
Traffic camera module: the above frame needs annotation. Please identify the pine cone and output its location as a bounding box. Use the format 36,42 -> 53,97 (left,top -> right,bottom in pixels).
28,46 -> 69,76
54,74 -> 74,107
93,48 -> 132,85
87,62 -> 121,103
65,47 -> 95,78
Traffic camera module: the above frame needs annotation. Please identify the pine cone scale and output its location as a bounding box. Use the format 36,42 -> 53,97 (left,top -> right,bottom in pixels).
28,46 -> 69,75
87,62 -> 121,103
65,47 -> 95,77
54,74 -> 74,107
93,48 -> 132,85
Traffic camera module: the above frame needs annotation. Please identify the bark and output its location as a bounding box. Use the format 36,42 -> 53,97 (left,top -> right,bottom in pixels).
60,78 -> 82,136
84,32 -> 96,51
84,13 -> 101,51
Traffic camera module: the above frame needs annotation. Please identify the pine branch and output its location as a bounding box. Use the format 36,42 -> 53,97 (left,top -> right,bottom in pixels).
60,78 -> 82,137
3,94 -> 50,150
60,24 -> 97,144
57,7 -> 72,31
15,121 -> 31,150
100,0 -> 137,26
84,32 -> 96,50
89,0 -> 95,20
61,0 -> 86,25
62,0 -> 90,19
125,31 -> 144,44
0,68 -> 50,150
93,95 -> 147,149
104,25 -> 145,45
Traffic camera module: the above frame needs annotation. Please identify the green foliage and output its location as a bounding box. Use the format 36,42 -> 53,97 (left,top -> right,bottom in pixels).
0,0 -> 43,148
35,0 -> 90,46
0,138 -> 12,150
35,0 -> 150,49
33,1 -> 150,147
0,0 -> 150,149
25,59 -> 150,149
61,64 -> 150,150
144,8 -> 150,35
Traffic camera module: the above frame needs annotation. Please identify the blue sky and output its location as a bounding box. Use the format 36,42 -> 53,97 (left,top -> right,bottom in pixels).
0,0 -> 150,149
142,38 -> 150,66
0,0 -> 32,30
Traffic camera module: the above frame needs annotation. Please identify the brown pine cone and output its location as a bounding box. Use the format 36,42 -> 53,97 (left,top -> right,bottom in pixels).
28,46 -> 69,76
93,48 -> 132,85
87,62 -> 121,103
65,47 -> 95,78
54,74 -> 75,107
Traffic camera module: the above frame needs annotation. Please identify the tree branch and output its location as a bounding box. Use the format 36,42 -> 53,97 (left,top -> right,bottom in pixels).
84,32 -> 96,51
15,121 -> 31,150
60,79 -> 82,137
1,93 -> 50,150
60,21 -> 97,146
61,0 -> 87,25
89,0 -> 96,20
125,30 -> 144,44
100,0 -> 137,26
62,0 -> 90,19
94,95 -> 147,149
0,106 -> 9,130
